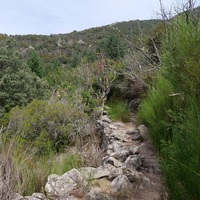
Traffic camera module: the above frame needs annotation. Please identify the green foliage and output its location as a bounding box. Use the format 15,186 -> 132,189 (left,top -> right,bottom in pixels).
137,75 -> 174,149
97,34 -> 125,60
138,11 -> 200,200
50,150 -> 83,175
161,97 -> 200,200
107,100 -> 130,122
0,48 -> 50,117
44,61 -> 68,87
8,99 -> 89,154
161,14 -> 200,95
27,50 -> 44,77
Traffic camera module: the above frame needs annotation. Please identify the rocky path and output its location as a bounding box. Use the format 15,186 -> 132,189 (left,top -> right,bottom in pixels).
14,115 -> 166,200
100,116 -> 166,200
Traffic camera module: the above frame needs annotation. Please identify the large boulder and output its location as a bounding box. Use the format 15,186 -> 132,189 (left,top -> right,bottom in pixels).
125,155 -> 142,171
111,175 -> 131,193
79,164 -> 116,180
45,169 -> 84,198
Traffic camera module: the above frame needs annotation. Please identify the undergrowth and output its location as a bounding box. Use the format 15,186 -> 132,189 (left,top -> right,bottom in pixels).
0,133 -> 83,198
107,100 -> 130,122
137,13 -> 200,200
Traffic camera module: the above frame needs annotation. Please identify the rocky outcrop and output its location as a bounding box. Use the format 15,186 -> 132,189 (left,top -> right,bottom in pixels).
15,115 -> 165,200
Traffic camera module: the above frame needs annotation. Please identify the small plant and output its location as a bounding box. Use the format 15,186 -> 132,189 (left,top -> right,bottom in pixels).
107,100 -> 130,122
50,149 -> 84,175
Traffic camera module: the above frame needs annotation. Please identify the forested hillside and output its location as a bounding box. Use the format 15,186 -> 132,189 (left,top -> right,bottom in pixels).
0,19 -> 160,66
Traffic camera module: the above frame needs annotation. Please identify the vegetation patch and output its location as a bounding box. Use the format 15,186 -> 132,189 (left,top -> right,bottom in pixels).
107,100 -> 130,122
138,8 -> 200,199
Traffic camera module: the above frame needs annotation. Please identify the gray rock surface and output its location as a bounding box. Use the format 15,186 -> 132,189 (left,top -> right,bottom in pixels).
85,189 -> 114,200
125,155 -> 142,171
111,175 -> 131,193
45,169 -> 83,198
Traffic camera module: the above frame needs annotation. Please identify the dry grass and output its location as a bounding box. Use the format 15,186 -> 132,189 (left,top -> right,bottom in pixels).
0,135 -> 37,198
80,133 -> 106,167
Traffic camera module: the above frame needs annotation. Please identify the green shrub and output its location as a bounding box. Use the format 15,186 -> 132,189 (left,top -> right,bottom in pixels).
137,75 -> 175,149
107,100 -> 130,122
0,48 -> 50,118
8,99 -> 89,154
162,15 -> 200,95
161,97 -> 200,200
138,11 -> 200,200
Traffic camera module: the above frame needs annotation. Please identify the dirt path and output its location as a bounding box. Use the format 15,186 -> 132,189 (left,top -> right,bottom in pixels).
103,118 -> 167,200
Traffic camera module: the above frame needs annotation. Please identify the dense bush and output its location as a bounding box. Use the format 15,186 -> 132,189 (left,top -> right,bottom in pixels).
161,97 -> 200,199
0,48 -> 50,120
97,34 -> 126,60
137,11 -> 200,200
7,99 -> 90,154
137,75 -> 175,149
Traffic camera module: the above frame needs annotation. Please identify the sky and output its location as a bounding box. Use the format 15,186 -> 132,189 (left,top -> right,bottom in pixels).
0,0 -> 200,35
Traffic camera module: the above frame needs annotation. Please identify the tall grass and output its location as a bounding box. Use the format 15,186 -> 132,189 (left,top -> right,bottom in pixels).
137,12 -> 200,200
0,133 -> 83,198
137,75 -> 175,150
161,97 -> 200,200
107,100 -> 130,122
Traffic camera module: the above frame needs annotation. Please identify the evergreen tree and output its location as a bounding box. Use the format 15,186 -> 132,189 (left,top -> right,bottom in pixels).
0,48 -> 50,116
27,50 -> 43,77
98,34 -> 125,60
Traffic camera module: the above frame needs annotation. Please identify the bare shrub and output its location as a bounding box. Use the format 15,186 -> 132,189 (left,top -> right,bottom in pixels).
79,125 -> 106,167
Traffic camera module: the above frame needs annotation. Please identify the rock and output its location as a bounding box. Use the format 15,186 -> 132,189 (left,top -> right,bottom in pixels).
106,149 -> 113,155
10,193 -> 23,200
125,155 -> 142,171
103,156 -> 123,168
21,197 -> 39,200
108,141 -> 124,153
108,168 -> 123,180
126,129 -> 141,140
19,194 -> 48,200
123,168 -> 136,183
109,132 -> 129,142
126,129 -> 139,135
85,189 -> 114,200
101,115 -> 111,123
104,127 -> 111,135
31,193 -> 48,199
45,169 -> 83,198
79,164 -> 116,180
108,124 -> 117,130
111,175 -> 131,193
134,172 -> 151,188
138,124 -> 148,140
78,167 -> 96,180
12,118 -> 164,200
110,150 -> 133,162
137,143 -> 155,156
94,164 -> 116,179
